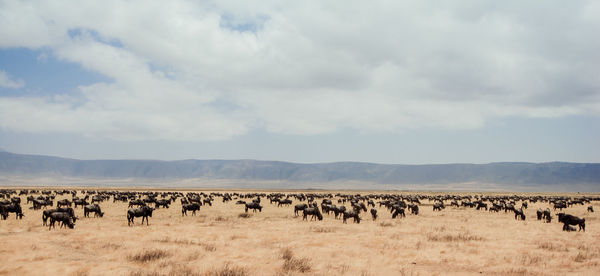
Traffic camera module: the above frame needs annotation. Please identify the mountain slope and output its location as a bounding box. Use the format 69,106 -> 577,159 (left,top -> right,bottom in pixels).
1,151 -> 599,186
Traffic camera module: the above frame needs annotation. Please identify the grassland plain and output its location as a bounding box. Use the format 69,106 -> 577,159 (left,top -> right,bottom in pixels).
0,188 -> 599,276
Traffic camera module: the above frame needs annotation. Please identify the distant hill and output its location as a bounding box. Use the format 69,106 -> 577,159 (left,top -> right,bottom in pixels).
0,151 -> 599,189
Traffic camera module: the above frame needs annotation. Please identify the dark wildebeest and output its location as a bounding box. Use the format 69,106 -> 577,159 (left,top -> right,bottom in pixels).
302,207 -> 323,221
343,210 -> 360,224
333,205 -> 346,219
182,203 -> 201,216
557,213 -> 585,232
128,199 -> 146,208
154,199 -> 170,209
521,202 -> 528,209
433,202 -> 445,212
553,202 -> 566,211
203,198 -> 212,206
127,206 -> 154,226
367,200 -> 375,208
73,199 -> 89,208
392,207 -> 405,219
245,202 -> 262,213
48,212 -> 74,230
84,204 -> 104,218
0,203 -> 24,219
57,199 -> 72,208
543,208 -> 552,223
408,204 -> 419,215
588,206 -> 594,213
514,208 -> 526,220
294,204 -> 308,216
278,199 -> 292,207
370,208 -> 377,220
43,207 -> 76,226
33,199 -> 53,210
536,209 -> 543,220
476,203 -> 488,211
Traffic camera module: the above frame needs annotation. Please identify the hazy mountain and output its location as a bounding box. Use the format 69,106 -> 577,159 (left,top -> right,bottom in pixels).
1,151 -> 599,188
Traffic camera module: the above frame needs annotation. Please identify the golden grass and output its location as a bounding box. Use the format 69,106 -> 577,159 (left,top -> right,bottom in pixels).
0,188 -> 599,275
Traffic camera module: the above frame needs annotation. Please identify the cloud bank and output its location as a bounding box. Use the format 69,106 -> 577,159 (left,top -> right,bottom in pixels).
0,0 -> 598,141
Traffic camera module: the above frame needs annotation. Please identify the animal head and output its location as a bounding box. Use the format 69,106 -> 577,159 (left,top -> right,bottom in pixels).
99,212 -> 105,217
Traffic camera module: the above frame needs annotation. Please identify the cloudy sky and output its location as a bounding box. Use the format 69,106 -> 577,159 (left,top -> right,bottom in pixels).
0,1 -> 599,164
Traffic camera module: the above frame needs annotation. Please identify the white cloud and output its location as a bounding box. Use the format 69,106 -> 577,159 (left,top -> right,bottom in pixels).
0,70 -> 24,89
0,0 -> 599,141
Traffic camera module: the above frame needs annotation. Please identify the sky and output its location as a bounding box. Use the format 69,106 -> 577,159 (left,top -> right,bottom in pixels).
0,1 -> 599,164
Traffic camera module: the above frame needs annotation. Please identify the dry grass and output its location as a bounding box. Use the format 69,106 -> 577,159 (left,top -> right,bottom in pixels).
128,249 -> 171,263
0,188 -> 599,275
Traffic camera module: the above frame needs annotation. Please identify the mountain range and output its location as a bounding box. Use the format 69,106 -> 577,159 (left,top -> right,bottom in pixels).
1,151 -> 599,190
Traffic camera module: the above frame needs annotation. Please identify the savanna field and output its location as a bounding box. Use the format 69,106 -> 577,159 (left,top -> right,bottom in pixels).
1,188 -> 599,276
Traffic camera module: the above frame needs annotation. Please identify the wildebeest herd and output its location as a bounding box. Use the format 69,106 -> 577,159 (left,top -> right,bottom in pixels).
0,189 -> 596,233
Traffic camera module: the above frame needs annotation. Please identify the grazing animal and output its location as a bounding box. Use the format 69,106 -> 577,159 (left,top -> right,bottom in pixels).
392,207 -> 405,219
278,199 -> 292,207
294,204 -> 308,216
127,206 -> 154,226
0,203 -> 24,219
342,210 -> 360,224
154,199 -> 170,209
370,208 -> 377,221
433,202 -> 445,212
73,199 -> 89,208
476,203 -> 488,211
408,204 -> 419,215
557,213 -> 585,232
245,202 -> 263,213
48,212 -> 74,230
588,206 -> 594,213
514,208 -> 526,220
43,208 -> 76,226
84,204 -> 104,218
302,207 -> 323,221
181,203 -> 201,216
128,199 -> 145,208
543,209 -> 552,223
57,199 -> 72,208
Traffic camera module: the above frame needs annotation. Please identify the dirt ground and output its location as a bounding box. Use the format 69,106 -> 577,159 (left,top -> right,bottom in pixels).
0,189 -> 599,276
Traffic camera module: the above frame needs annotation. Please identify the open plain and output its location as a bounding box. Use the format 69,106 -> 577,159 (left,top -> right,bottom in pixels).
1,188 -> 599,276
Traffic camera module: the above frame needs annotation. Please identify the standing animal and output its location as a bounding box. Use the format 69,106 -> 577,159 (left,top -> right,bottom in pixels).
433,202 -> 445,211
342,210 -> 360,224
588,206 -> 594,213
370,208 -> 378,221
48,212 -> 75,230
245,202 -> 263,213
42,207 -> 76,226
514,208 -> 526,220
302,207 -> 323,221
182,203 -> 201,216
294,204 -> 308,216
127,206 -> 154,226
0,203 -> 23,219
84,204 -> 104,218
557,213 -> 585,232
154,199 -> 170,209
57,199 -> 72,208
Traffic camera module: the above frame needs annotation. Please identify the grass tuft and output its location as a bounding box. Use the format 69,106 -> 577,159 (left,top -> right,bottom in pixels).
204,263 -> 249,276
128,249 -> 171,263
238,213 -> 252,218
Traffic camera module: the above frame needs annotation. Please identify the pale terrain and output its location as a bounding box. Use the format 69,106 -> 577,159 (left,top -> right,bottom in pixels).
1,188 -> 599,276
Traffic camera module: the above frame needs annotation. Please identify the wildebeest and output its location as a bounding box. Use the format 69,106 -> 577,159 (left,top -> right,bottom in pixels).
536,209 -> 543,220
57,199 -> 72,208
476,202 -> 488,211
343,210 -> 360,224
0,203 -> 23,219
557,213 -> 585,232
408,204 -> 419,215
245,202 -> 263,213
543,208 -> 552,223
302,207 -> 323,221
433,202 -> 445,211
203,198 -> 212,206
84,204 -> 104,218
42,207 -> 76,226
278,199 -> 292,207
514,208 -> 526,220
392,207 -> 405,219
182,203 -> 201,216
370,208 -> 377,220
128,199 -> 146,208
33,199 -> 53,210
588,206 -> 594,213
127,206 -> 154,226
73,199 -> 89,208
48,212 -> 74,230
294,204 -> 308,216
154,199 -> 170,209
